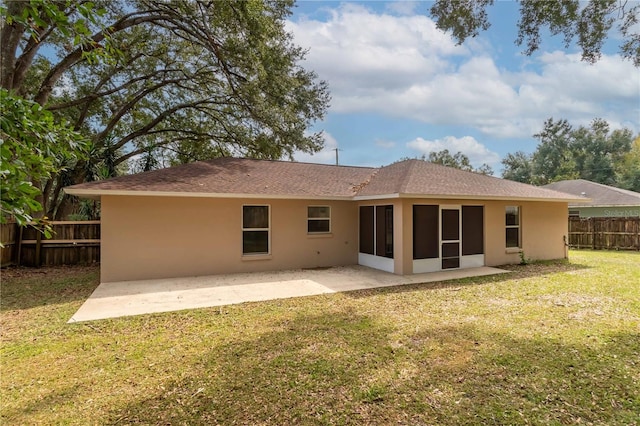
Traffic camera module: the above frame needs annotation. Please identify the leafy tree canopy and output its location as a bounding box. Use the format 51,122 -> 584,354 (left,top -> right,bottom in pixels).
0,88 -> 87,227
501,118 -> 638,191
427,149 -> 494,176
405,150 -> 494,176
1,0 -> 330,218
430,0 -> 640,66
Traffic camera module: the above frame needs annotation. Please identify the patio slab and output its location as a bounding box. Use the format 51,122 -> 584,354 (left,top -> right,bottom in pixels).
68,265 -> 509,322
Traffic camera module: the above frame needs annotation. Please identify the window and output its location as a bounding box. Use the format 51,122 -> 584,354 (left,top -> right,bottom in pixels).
505,206 -> 520,248
242,205 -> 269,255
308,206 -> 330,233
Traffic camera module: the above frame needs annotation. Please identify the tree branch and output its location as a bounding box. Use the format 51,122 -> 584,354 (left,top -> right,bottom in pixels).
34,11 -> 173,105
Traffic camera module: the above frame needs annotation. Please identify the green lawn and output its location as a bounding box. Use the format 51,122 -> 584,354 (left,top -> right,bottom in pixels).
1,250 -> 639,425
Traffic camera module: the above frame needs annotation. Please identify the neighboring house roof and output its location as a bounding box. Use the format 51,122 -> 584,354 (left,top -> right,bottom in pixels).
65,157 -> 585,202
543,179 -> 640,207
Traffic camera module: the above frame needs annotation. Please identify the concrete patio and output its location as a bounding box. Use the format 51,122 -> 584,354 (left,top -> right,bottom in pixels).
69,265 -> 509,322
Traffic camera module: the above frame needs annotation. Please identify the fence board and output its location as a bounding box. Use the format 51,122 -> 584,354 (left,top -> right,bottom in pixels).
1,221 -> 100,267
568,217 -> 640,250
1,222 -> 18,267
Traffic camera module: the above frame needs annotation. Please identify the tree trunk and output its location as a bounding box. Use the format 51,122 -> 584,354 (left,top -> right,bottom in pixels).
0,1 -> 25,90
43,166 -> 89,220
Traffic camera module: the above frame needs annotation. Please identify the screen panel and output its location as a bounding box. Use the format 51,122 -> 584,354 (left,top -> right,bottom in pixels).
359,206 -> 374,254
462,206 -> 484,255
413,205 -> 439,259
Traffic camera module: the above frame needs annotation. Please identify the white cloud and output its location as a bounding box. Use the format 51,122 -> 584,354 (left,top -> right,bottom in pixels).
286,3 -> 468,94
293,131 -> 340,165
385,1 -> 420,16
407,136 -> 502,167
288,7 -> 640,139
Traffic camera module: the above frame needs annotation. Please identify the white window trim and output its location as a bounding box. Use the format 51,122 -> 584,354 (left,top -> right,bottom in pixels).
505,205 -> 521,249
242,204 -> 271,256
307,205 -> 331,234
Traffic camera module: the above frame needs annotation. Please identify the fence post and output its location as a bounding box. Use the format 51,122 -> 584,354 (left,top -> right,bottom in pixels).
35,228 -> 42,268
591,217 -> 596,250
10,222 -> 18,265
15,225 -> 23,266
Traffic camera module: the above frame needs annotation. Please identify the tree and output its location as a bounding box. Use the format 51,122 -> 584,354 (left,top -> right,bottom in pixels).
1,0 -> 329,218
426,149 -> 494,175
571,118 -> 632,185
0,89 -> 86,226
501,151 -> 532,183
429,0 -> 640,66
501,117 -> 636,188
617,137 -> 640,192
530,118 -> 577,185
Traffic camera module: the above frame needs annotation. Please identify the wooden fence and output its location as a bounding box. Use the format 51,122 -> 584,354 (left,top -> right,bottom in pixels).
1,221 -> 100,267
568,217 -> 640,250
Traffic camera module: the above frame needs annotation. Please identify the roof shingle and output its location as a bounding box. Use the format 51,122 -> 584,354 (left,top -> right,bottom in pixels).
543,179 -> 640,206
65,157 -> 585,202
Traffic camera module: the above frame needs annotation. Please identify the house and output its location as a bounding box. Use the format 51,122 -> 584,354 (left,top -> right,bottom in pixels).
543,179 -> 640,218
65,158 -> 585,283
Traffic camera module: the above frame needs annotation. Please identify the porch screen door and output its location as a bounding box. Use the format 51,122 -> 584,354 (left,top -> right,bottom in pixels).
441,208 -> 460,269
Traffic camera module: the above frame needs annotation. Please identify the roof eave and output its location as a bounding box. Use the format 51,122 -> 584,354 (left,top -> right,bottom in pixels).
65,188 -> 591,204
568,203 -> 640,207
355,193 -> 590,203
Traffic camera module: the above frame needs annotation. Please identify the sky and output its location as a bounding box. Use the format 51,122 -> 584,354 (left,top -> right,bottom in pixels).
286,1 -> 640,174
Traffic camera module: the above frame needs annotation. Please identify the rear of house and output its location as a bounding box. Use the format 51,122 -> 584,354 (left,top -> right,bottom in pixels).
66,158 -> 583,283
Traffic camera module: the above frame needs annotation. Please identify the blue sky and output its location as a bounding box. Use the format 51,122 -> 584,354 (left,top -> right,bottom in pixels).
286,1 -> 640,173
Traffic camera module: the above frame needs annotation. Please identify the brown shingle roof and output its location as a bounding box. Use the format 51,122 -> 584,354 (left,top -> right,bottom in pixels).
65,157 -> 585,202
357,160 -> 582,201
543,179 -> 640,206
66,157 -> 376,198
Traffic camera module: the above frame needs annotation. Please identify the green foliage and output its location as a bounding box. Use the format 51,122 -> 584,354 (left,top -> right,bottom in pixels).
501,118 -> 637,189
429,0 -> 640,66
2,0 -> 329,218
519,250 -> 528,265
0,89 -> 87,225
617,137 -> 640,192
531,118 -> 578,185
501,151 -> 533,183
427,149 -> 494,175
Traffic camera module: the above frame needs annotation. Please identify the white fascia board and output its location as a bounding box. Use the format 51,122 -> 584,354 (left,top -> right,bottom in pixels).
354,193 -> 590,203
569,203 -> 640,207
63,188 -> 354,201
351,193 -> 401,201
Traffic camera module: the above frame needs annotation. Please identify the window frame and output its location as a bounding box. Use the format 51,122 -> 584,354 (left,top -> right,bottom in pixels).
359,204 -> 394,259
242,204 -> 270,256
505,205 -> 521,249
307,205 -> 331,234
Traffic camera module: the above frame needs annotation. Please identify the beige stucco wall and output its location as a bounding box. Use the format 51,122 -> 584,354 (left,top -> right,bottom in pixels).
101,195 -> 568,281
100,195 -> 359,282
482,199 -> 568,266
358,198 -> 569,274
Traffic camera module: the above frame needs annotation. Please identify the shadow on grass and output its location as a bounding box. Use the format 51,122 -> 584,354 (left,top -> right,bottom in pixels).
0,265 -> 100,311
105,310 -> 638,425
343,259 -> 592,300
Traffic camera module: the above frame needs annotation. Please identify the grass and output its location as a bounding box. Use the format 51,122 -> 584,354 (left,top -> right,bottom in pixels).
1,250 -> 639,425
